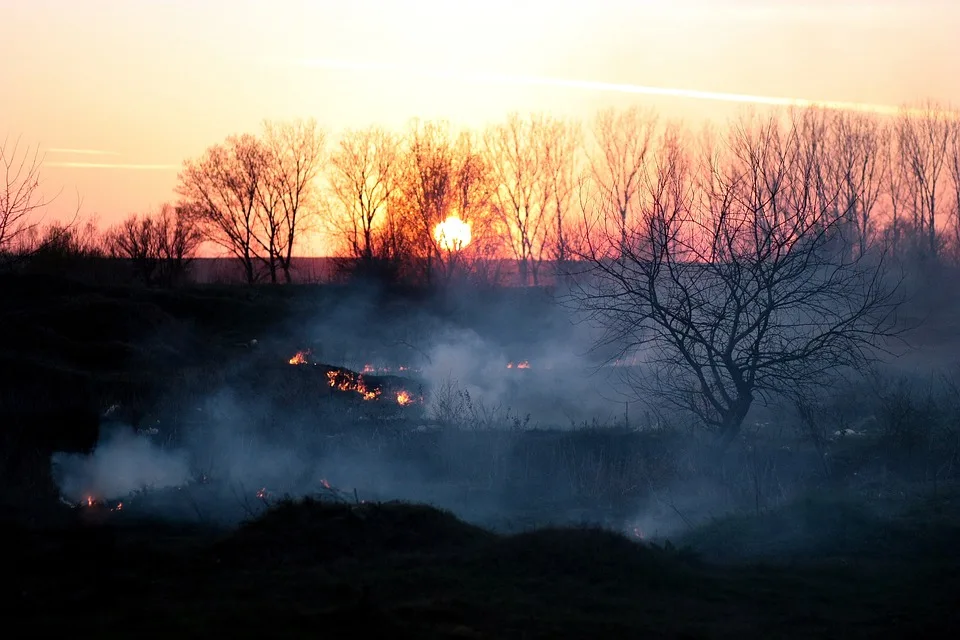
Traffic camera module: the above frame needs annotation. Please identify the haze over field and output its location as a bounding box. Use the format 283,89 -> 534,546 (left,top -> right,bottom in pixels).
3,0 -> 958,255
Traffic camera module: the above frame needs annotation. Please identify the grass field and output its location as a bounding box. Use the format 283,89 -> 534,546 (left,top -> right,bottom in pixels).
3,272 -> 960,638
8,493 -> 960,638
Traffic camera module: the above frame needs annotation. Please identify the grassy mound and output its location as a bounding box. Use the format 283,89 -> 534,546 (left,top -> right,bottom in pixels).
678,489 -> 960,563
216,498 -> 495,565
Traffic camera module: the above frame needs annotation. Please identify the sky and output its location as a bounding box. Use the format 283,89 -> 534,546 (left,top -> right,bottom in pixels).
2,0 -> 958,252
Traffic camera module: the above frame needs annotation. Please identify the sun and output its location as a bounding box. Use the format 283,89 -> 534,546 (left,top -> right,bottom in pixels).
433,215 -> 472,251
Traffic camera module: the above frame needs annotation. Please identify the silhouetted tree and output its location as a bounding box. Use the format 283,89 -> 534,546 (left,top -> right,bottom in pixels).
485,113 -> 558,286
896,102 -> 952,263
104,204 -> 202,286
395,120 -> 492,285
572,111 -> 905,445
328,126 -> 401,276
825,111 -> 889,259
0,135 -> 79,267
587,107 -> 659,259
946,116 -> 960,259
177,134 -> 265,284
543,117 -> 583,275
257,118 -> 326,283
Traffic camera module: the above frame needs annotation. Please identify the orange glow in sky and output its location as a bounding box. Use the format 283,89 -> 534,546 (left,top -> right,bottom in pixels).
2,0 -> 958,255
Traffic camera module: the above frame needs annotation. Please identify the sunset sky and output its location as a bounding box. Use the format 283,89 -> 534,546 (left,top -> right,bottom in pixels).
2,0 -> 958,252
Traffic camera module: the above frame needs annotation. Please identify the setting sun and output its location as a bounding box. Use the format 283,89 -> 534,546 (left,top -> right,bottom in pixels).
433,216 -> 472,252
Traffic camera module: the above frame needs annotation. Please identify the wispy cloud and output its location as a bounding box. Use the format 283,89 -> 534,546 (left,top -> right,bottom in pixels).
293,57 -> 952,118
46,148 -> 122,156
45,162 -> 179,170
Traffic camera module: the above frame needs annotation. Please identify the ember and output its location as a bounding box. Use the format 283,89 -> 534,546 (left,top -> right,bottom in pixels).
78,495 -> 124,512
360,364 -> 417,374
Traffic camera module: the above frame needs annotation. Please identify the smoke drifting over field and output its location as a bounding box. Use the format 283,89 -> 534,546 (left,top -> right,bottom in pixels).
46,279 -> 960,560
48,285 -> 650,528
52,427 -> 191,503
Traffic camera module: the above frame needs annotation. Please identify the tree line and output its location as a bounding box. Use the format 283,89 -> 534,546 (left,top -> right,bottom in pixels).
2,101 -> 960,287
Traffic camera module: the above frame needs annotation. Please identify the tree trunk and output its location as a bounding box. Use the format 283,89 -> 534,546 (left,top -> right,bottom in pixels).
718,392 -> 754,447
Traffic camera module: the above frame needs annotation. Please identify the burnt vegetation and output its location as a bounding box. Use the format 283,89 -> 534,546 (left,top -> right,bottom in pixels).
3,104 -> 960,637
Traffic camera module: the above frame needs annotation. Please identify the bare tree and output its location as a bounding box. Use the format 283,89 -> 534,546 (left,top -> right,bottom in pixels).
0,135 -> 63,264
542,118 -> 582,277
394,119 -> 454,285
587,107 -> 659,257
258,118 -> 325,283
177,134 -> 265,284
105,213 -> 156,282
571,111 -> 904,445
947,117 -> 960,259
447,131 -> 496,283
389,120 -> 496,286
329,126 -> 400,272
485,112 -> 558,286
105,204 -> 202,286
896,102 -> 952,262
826,111 -> 889,258
883,125 -> 910,261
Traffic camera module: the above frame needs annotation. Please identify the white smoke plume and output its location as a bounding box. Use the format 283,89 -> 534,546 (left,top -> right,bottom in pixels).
51,427 -> 190,502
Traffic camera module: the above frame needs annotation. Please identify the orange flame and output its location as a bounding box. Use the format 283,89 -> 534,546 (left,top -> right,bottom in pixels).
507,361 -> 531,369
326,370 -> 381,401
289,350 -> 310,365
396,390 -> 413,406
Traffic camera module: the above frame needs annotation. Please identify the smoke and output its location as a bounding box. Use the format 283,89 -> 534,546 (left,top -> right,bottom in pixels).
45,282 -> 666,534
50,281 -> 911,557
51,426 -> 190,502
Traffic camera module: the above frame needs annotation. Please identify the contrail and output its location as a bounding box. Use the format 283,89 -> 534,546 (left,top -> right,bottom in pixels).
45,162 -> 179,170
293,57 -> 946,118
46,148 -> 122,156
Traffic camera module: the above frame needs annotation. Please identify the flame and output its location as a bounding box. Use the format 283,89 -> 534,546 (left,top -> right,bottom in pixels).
289,350 -> 310,365
506,361 -> 531,369
361,363 -> 376,373
396,390 -> 413,406
326,370 -> 381,401
433,215 -> 471,251
80,495 -> 123,512
320,478 -> 331,489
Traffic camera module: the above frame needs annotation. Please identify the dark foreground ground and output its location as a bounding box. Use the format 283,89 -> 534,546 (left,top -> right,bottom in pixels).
7,492 -> 960,639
